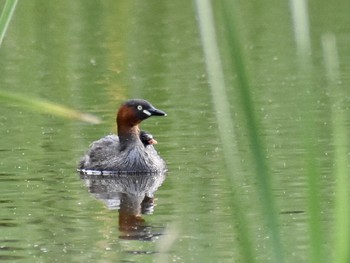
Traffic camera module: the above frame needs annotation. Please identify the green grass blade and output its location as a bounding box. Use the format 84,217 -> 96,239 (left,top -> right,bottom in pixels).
332,100 -> 349,263
0,91 -> 101,124
0,0 -> 18,47
220,0 -> 284,262
289,2 -> 325,261
288,0 -> 311,57
304,133 -> 323,263
322,33 -> 350,263
194,0 -> 255,262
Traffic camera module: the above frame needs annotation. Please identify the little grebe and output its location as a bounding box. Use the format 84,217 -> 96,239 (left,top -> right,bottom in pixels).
79,99 -> 167,172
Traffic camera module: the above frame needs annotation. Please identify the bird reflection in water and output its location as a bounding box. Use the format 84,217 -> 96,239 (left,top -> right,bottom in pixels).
79,171 -> 166,241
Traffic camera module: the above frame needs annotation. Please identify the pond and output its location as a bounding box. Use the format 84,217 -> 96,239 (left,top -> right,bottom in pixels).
1,0 -> 350,262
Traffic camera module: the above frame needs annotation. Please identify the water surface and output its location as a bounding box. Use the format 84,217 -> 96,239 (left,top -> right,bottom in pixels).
1,0 -> 350,262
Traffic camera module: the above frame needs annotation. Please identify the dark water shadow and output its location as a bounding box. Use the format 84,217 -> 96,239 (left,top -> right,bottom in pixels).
79,171 -> 167,241
0,240 -> 26,261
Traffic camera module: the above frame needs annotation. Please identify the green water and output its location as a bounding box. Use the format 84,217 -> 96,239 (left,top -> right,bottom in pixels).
1,0 -> 350,262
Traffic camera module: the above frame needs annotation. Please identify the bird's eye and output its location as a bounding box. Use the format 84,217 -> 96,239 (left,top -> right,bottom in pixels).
137,105 -> 143,110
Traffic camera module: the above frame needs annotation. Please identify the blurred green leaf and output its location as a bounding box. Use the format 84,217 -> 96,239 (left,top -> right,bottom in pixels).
0,0 -> 18,47
0,91 -> 101,124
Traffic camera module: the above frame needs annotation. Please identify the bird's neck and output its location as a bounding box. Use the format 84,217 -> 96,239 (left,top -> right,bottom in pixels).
118,124 -> 142,149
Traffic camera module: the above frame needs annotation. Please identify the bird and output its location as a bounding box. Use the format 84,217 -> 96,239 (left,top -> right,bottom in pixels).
79,99 -> 167,173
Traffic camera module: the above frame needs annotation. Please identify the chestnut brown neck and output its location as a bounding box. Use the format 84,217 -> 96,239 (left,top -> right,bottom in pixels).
117,106 -> 142,148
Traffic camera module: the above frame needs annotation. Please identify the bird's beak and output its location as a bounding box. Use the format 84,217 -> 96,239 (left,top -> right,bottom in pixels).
145,106 -> 167,117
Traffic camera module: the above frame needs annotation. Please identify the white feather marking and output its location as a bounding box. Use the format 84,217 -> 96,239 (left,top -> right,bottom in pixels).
143,109 -> 151,116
